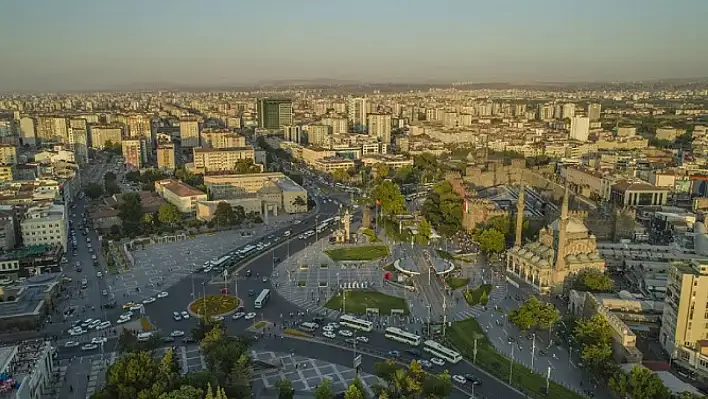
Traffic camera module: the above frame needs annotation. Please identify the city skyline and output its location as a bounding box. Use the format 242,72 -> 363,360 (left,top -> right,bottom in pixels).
1,0 -> 707,92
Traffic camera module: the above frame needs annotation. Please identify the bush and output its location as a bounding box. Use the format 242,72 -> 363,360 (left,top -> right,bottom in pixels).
140,317 -> 154,331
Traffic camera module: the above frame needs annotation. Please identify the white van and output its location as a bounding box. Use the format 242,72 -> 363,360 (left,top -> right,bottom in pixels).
137,332 -> 153,341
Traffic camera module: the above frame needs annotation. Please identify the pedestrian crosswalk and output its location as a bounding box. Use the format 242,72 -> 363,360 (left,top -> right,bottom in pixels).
452,282 -> 507,321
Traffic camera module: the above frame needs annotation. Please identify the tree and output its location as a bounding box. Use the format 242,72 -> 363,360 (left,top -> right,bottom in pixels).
118,192 -> 143,237
213,202 -> 236,226
625,366 -> 671,399
276,379 -> 295,399
104,171 -> 121,196
95,350 -> 184,399
608,369 -> 629,397
233,159 -> 262,174
314,378 -> 334,399
573,314 -> 614,375
375,360 -> 451,398
418,218 -> 432,240
371,180 -> 406,216
393,165 -> 416,185
374,163 -> 390,181
158,385 -> 204,399
344,380 -> 366,399
158,203 -> 182,225
485,216 -> 511,237
332,168 -> 349,182
508,296 -> 560,333
85,183 -> 104,199
233,205 -> 246,225
292,196 -> 307,208
422,181 -> 463,237
573,268 -> 614,292
475,228 -> 506,254
199,323 -> 252,397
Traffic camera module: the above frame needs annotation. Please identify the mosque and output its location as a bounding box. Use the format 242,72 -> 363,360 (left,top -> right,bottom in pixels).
506,184 -> 606,294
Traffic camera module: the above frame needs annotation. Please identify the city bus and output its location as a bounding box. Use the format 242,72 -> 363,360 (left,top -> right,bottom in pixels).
384,327 -> 421,346
239,245 -> 256,257
254,289 -> 271,309
339,315 -> 373,332
211,256 -> 231,269
423,340 -> 462,364
299,322 -> 319,332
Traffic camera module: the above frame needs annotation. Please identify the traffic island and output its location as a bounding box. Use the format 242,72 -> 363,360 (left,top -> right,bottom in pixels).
445,276 -> 470,290
324,290 -> 409,315
325,245 -> 390,261
283,328 -> 313,338
247,320 -> 272,333
464,284 -> 492,306
188,295 -> 240,318
447,318 -> 585,399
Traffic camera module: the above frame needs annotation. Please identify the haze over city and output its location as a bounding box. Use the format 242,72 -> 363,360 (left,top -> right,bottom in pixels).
1,0 -> 707,92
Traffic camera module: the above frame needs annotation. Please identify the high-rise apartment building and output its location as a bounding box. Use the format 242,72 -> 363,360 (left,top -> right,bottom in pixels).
21,203 -> 68,252
68,128 -> 89,165
661,260 -> 708,377
90,125 -> 123,149
348,97 -> 368,131
192,147 -> 256,173
587,103 -> 602,121
305,124 -> 331,147
570,117 -> 590,142
179,116 -> 200,148
367,113 -> 392,144
157,144 -> 176,170
320,117 -> 348,135
200,129 -> 246,149
18,116 -> 36,146
283,125 -> 303,144
126,114 -> 153,153
122,139 -> 144,169
0,145 -> 17,165
562,103 -> 576,119
257,98 -> 293,130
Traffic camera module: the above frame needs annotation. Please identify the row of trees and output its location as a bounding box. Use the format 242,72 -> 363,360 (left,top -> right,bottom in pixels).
373,359 -> 453,398
508,296 -> 560,332
570,268 -> 614,293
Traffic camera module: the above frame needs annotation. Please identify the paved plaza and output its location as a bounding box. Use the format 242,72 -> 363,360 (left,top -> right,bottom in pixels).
106,221 -> 294,303
272,237 -> 412,318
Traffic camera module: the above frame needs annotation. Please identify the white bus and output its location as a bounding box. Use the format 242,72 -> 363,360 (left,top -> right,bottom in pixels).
384,327 -> 421,346
254,289 -> 271,309
299,322 -> 319,332
211,256 -> 231,269
239,245 -> 256,256
423,340 -> 462,364
339,315 -> 373,332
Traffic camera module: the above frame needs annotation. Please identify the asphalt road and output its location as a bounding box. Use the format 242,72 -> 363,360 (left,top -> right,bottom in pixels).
54,178 -> 527,399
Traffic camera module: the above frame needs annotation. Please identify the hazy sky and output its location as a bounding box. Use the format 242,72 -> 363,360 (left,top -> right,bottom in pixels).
1,0 -> 706,91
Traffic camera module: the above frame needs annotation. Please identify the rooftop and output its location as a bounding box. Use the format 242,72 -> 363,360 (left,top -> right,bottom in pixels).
156,179 -> 205,198
193,146 -> 253,153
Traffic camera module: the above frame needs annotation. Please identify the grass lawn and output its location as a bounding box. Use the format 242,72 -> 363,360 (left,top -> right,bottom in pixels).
447,318 -> 585,399
189,295 -> 239,317
464,284 -> 492,305
251,321 -> 267,330
325,290 -> 409,315
445,276 -> 470,290
360,228 -> 380,243
325,245 -> 390,261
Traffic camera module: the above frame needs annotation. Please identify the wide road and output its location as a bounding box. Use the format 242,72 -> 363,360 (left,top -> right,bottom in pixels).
57,191 -> 525,399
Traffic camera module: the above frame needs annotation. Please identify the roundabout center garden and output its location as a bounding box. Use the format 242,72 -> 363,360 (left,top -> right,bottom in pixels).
189,295 -> 239,318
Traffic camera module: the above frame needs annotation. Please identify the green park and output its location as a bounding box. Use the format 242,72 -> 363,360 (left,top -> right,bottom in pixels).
464,284 -> 492,305
324,290 -> 409,315
325,245 -> 390,261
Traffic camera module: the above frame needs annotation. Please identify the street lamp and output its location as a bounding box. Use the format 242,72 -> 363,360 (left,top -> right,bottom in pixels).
531,333 -> 536,370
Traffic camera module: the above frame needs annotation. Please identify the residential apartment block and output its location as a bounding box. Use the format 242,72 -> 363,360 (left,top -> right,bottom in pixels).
20,203 -> 67,252
179,116 -> 200,148
89,125 -> 123,149
157,144 -> 176,170
192,146 -> 256,174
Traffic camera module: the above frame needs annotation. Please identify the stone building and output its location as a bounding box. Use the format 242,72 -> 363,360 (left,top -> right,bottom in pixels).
445,172 -> 507,231
464,158 -> 525,187
506,186 -> 606,294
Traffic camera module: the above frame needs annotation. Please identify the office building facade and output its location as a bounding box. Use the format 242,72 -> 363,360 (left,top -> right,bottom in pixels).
257,98 -> 293,130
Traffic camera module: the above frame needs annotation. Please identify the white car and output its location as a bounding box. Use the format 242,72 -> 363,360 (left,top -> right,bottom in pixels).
212,316 -> 224,322
172,312 -> 182,321
356,336 -> 369,343
142,297 -> 156,304
116,316 -> 130,324
96,321 -> 111,330
96,272 -> 102,278
430,358 -> 445,367
322,325 -> 334,332
327,322 -> 340,329
244,312 -> 256,320
157,292 -> 169,298
170,330 -> 185,337
232,312 -> 245,320
452,375 -> 467,385
64,341 -> 80,348
323,331 -> 336,339
130,304 -> 143,311
123,311 -> 134,318
81,344 -> 98,351
181,311 -> 190,319
91,337 -> 108,344
338,330 -> 353,337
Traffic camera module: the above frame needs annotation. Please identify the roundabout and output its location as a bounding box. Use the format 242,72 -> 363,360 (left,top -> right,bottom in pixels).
188,295 -> 240,318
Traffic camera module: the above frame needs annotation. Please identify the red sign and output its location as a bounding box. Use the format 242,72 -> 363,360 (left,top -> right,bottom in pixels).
220,288 -> 228,295
384,272 -> 392,280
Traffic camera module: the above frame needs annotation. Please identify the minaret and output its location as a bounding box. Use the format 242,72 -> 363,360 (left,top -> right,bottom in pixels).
555,185 -> 570,271
515,183 -> 525,247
